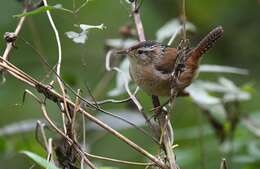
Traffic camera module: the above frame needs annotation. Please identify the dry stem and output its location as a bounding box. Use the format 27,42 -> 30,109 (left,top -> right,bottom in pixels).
0,57 -> 166,169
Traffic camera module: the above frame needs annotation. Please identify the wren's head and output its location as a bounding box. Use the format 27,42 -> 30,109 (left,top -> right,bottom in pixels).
118,41 -> 166,65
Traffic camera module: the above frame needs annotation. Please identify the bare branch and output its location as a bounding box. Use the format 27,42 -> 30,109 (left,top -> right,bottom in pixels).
220,158 -> 228,169
42,0 -> 71,122
85,152 -> 154,166
131,1 -> 145,41
181,0 -> 187,41
47,138 -> 53,161
2,9 -> 27,61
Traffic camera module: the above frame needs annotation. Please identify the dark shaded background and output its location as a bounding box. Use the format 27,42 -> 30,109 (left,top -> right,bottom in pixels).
0,0 -> 260,169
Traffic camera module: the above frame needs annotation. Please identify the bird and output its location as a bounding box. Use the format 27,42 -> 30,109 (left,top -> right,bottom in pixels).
116,26 -> 224,96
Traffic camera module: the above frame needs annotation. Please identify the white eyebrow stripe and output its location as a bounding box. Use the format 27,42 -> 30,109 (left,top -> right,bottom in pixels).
140,47 -> 154,51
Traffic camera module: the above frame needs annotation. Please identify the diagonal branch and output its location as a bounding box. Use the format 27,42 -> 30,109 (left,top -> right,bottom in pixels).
2,9 -> 27,61
0,57 -> 167,169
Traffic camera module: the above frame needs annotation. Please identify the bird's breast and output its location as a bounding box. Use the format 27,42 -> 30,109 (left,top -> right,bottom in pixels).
129,64 -> 171,96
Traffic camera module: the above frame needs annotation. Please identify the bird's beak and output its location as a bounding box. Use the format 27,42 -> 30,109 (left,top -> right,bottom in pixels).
115,49 -> 128,55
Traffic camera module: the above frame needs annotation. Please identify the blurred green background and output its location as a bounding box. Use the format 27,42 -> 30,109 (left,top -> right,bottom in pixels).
0,0 -> 260,169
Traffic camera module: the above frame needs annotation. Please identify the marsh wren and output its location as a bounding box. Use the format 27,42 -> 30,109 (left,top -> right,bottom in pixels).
117,26 -> 224,96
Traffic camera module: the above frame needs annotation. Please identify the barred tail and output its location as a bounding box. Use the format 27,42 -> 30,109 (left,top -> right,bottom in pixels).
187,26 -> 224,63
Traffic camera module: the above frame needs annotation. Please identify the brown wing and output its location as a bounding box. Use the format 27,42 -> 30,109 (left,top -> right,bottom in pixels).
154,47 -> 178,74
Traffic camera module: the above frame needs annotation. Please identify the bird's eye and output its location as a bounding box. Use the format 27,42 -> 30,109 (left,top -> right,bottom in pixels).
137,50 -> 144,55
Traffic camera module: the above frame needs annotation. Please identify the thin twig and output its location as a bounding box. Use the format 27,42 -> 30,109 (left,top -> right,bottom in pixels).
85,83 -> 100,109
72,89 -> 81,140
0,9 -> 27,83
73,143 -> 97,169
85,152 -> 154,166
167,28 -> 181,46
131,0 -> 145,41
35,120 -> 49,150
24,89 -> 42,104
2,9 -> 27,61
81,105 -> 86,169
41,103 -> 73,144
181,0 -> 186,41
220,158 -> 228,169
89,97 -> 132,105
0,60 -> 37,86
75,0 -> 89,14
41,103 -> 97,169
47,138 -> 53,161
152,96 -> 177,169
34,93 -> 94,169
42,0 -> 71,122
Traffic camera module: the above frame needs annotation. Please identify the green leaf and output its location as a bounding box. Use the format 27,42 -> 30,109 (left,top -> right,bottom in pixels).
13,5 -> 72,18
241,83 -> 256,94
21,151 -> 60,169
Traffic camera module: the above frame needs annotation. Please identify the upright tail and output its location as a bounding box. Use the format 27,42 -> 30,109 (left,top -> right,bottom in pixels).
186,26 -> 224,64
